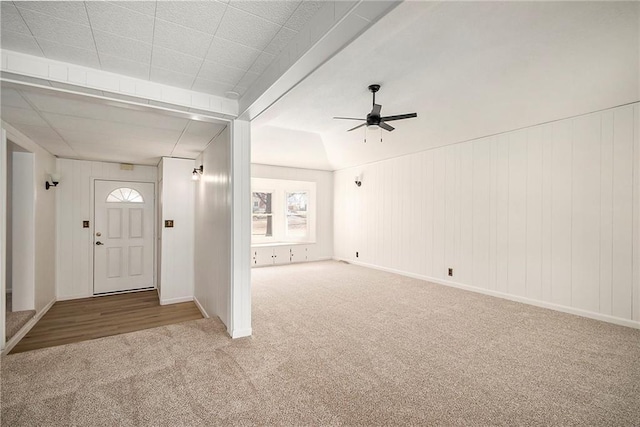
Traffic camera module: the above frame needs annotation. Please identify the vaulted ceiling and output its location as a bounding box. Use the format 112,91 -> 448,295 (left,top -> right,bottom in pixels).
252,1 -> 639,171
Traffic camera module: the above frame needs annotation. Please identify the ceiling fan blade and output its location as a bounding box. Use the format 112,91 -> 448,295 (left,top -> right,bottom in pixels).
371,104 -> 381,116
347,123 -> 367,132
334,117 -> 365,121
379,112 -> 417,122
379,122 -> 395,132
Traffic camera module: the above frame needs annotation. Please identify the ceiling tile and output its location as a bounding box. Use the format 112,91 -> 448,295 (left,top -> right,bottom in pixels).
93,30 -> 152,64
149,67 -> 196,90
284,1 -> 324,31
215,7 -> 280,51
205,37 -> 261,71
11,124 -> 64,143
15,1 -> 90,26
151,46 -> 203,76
86,2 -> 154,44
20,8 -> 95,51
248,51 -> 275,75
23,91 -> 109,116
185,120 -> 226,138
107,1 -> 156,16
153,19 -> 213,59
264,27 -> 297,55
0,89 -> 32,109
235,71 -> 260,89
99,54 -> 150,80
198,61 -> 245,85
1,31 -> 44,57
229,1 -> 301,26
155,1 -> 227,34
1,2 -> 31,34
1,106 -> 49,127
37,39 -> 100,68
43,112 -> 183,141
191,77 -> 234,96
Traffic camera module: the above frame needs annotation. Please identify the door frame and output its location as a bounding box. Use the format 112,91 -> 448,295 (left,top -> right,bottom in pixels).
90,178 -> 157,296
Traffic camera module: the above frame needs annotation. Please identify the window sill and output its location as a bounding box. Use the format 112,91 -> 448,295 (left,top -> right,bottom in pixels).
251,242 -> 314,248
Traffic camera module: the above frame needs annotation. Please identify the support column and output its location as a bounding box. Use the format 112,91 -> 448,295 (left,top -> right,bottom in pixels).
229,119 -> 252,338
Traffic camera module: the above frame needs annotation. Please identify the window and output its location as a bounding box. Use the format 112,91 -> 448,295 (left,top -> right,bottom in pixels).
286,192 -> 308,237
251,178 -> 316,244
252,192 -> 273,238
106,187 -> 144,203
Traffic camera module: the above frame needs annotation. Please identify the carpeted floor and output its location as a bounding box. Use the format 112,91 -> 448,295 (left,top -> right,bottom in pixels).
5,310 -> 35,341
2,261 -> 639,425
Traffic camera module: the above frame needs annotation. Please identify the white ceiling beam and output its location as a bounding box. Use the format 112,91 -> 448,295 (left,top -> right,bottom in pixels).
237,0 -> 401,121
1,50 -> 238,119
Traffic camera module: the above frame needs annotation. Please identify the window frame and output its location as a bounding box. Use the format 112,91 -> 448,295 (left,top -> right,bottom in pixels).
251,189 -> 276,243
250,178 -> 316,244
285,190 -> 309,239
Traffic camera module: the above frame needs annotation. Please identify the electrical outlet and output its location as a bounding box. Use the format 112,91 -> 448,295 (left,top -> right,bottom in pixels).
356,251 -> 359,258
448,268 -> 453,277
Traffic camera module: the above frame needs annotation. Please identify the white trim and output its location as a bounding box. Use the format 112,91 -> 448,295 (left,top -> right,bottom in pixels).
230,120 -> 252,338
0,128 -> 7,349
230,328 -> 252,338
91,178 -> 157,296
334,257 -> 640,330
1,50 -> 237,118
2,297 -> 55,356
193,296 -> 210,318
159,296 -> 193,306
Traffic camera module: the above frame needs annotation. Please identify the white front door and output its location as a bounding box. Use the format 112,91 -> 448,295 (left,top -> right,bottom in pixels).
94,180 -> 155,294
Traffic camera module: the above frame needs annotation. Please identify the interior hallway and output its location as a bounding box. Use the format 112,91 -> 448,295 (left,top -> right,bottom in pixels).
10,290 -> 202,354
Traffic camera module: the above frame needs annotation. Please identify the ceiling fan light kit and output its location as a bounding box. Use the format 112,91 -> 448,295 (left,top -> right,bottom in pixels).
334,84 -> 417,142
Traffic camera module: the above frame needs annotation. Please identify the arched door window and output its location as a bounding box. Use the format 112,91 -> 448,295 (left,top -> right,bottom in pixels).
106,187 -> 144,203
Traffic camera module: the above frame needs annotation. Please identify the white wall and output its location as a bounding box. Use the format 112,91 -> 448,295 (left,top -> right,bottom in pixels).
158,157 -> 195,305
334,104 -> 640,327
194,127 -> 231,326
2,123 -> 56,315
11,152 -> 35,311
252,164 -> 333,259
56,159 -> 157,300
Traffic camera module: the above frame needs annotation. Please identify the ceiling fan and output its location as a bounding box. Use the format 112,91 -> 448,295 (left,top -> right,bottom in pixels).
334,84 -> 417,133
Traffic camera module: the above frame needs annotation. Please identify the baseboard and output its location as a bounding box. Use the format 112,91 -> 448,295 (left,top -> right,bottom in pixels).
2,297 -> 56,356
230,327 -> 252,338
159,296 -> 193,305
335,257 -> 640,330
193,296 -> 209,318
56,293 -> 91,301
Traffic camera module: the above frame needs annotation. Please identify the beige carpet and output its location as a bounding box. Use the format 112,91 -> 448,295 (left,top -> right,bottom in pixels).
5,310 -> 35,341
2,261 -> 639,425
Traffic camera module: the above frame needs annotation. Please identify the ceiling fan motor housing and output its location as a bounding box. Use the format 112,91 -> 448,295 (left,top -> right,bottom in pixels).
366,113 -> 381,126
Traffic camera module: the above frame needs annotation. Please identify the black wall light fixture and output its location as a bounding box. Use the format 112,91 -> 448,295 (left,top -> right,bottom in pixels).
354,175 -> 362,187
45,173 -> 60,190
192,165 -> 204,181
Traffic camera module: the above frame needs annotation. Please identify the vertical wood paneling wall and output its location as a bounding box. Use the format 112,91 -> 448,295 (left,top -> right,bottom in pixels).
334,104 -> 640,326
56,159 -> 157,300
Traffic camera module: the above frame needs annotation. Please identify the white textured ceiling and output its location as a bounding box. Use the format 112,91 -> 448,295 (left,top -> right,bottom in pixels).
1,0 -> 325,97
1,83 -> 227,165
252,1 -> 640,171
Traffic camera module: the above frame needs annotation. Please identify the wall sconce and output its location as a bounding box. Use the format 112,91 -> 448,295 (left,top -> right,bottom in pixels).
354,175 -> 362,187
45,173 -> 60,190
192,165 -> 204,181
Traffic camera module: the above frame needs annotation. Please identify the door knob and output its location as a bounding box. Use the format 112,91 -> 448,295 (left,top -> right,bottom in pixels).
96,241 -> 104,245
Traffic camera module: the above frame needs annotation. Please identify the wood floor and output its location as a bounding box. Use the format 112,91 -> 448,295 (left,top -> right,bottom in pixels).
10,290 -> 203,354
